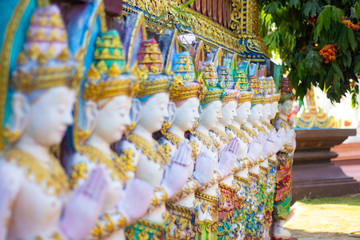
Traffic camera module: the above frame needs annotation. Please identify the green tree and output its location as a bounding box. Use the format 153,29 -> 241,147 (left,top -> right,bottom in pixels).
260,0 -> 360,107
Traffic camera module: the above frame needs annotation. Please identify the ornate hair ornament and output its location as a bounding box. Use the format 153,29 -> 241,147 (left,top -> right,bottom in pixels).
217,60 -> 237,104
82,30 -> 139,102
170,52 -> 205,102
199,62 -> 222,106
135,39 -> 170,100
11,5 -> 77,94
248,63 -> 264,106
267,76 -> 280,103
221,89 -> 238,104
279,77 -> 294,103
233,60 -> 250,91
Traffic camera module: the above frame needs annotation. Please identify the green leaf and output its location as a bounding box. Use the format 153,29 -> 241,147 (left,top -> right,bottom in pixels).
154,12 -> 167,22
303,0 -> 318,17
289,0 -> 300,8
354,2 -> 360,19
348,28 -> 357,51
264,1 -> 280,14
331,7 -> 344,22
333,73 -> 340,94
354,59 -> 360,74
332,62 -> 344,80
181,0 -> 196,10
325,68 -> 335,90
144,6 -> 154,24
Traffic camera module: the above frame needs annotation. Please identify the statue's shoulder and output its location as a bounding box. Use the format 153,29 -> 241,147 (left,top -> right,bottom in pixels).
0,156 -> 23,184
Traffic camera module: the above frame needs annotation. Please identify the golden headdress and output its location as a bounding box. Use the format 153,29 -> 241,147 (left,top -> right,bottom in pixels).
82,30 -> 139,102
170,51 -> 205,102
279,77 -> 294,103
249,63 -> 264,106
199,62 -> 222,106
136,39 -> 170,100
11,5 -> 77,93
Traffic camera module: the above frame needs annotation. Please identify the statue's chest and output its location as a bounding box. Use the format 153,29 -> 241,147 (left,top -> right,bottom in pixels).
13,180 -> 64,231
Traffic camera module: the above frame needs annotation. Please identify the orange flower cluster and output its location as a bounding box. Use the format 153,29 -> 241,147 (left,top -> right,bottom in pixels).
308,14 -> 317,25
319,44 -> 338,64
342,19 -> 360,31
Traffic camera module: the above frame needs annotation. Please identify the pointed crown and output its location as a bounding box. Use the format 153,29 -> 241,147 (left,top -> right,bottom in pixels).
11,5 -> 77,93
82,31 -> 139,101
170,52 -> 205,102
237,91 -> 254,104
199,62 -> 222,106
136,39 -> 170,99
201,62 -> 218,87
249,69 -> 264,106
279,77 -> 294,103
233,60 -> 250,91
92,30 -> 126,74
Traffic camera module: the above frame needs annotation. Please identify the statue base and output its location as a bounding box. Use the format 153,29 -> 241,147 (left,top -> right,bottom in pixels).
292,129 -> 359,202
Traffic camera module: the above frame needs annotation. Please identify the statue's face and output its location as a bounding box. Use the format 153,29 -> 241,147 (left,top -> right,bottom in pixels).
220,100 -> 237,126
262,103 -> 271,122
270,102 -> 278,119
173,97 -> 200,132
138,92 -> 170,133
279,100 -> 293,117
235,101 -> 251,125
248,104 -> 263,125
22,86 -> 75,147
199,100 -> 222,130
93,95 -> 132,144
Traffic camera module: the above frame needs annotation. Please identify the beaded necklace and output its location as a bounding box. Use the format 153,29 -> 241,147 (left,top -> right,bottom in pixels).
164,132 -> 183,147
4,149 -> 69,197
226,125 -> 250,144
241,125 -> 257,139
79,145 -> 127,181
263,121 -> 275,131
253,123 -> 266,133
210,128 -> 230,144
193,130 -> 217,152
127,134 -> 169,167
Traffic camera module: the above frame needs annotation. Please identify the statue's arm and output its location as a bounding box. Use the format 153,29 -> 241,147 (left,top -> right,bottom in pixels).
0,161 -> 22,240
67,153 -> 129,239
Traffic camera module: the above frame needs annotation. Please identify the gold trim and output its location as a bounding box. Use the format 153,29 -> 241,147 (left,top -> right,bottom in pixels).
37,0 -> 49,7
74,2 -> 105,151
195,192 -> 218,204
126,12 -> 147,70
0,0 -> 31,150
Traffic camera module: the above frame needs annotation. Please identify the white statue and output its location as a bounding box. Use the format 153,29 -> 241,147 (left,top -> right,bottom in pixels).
115,39 -> 191,239
65,31 -> 155,240
189,61 -> 239,239
157,50 -> 215,239
0,6 -> 106,239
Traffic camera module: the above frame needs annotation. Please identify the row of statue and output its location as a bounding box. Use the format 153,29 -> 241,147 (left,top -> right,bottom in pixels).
0,4 -> 296,240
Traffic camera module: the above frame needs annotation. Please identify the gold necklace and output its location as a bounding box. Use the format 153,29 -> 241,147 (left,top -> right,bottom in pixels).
241,125 -> 257,138
226,125 -> 249,144
263,121 -> 274,130
253,123 -> 266,133
210,128 -> 230,144
164,132 -> 183,147
79,145 -> 127,182
4,149 -> 69,197
127,134 -> 169,166
193,130 -> 217,152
